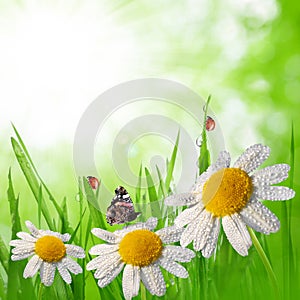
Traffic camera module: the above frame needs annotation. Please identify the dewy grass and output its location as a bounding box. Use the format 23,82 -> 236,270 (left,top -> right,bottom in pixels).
1,113 -> 298,300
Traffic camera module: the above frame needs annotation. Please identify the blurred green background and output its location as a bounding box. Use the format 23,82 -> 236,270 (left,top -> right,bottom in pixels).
0,0 -> 299,299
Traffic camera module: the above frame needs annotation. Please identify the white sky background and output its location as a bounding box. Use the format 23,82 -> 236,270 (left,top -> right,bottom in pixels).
0,0 -> 278,150
0,1 -> 141,147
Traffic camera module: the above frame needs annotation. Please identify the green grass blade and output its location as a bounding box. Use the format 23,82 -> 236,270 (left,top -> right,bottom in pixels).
0,235 -> 9,274
198,95 -> 211,175
156,165 -> 167,200
37,185 -> 43,228
7,169 -> 35,300
249,228 -> 280,300
0,272 -> 5,300
165,131 -> 179,192
11,137 -> 55,230
144,167 -> 161,220
288,122 -> 295,299
83,177 -> 107,229
135,163 -> 143,204
11,125 -> 66,227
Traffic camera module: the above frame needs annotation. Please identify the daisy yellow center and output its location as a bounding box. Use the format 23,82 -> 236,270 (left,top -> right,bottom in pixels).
35,235 -> 66,262
202,168 -> 253,217
118,229 -> 163,267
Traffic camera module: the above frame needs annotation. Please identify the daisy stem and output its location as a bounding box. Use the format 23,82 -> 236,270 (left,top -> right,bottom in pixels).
141,282 -> 146,300
37,283 -> 44,300
249,228 -> 280,299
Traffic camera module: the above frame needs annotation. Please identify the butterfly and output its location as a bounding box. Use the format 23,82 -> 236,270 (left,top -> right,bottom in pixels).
106,186 -> 141,226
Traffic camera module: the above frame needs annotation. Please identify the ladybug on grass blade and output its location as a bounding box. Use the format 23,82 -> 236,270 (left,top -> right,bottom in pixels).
87,176 -> 100,190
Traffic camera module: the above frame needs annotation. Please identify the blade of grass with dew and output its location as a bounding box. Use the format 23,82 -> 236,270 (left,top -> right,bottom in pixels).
69,216 -> 86,300
156,165 -> 170,226
156,165 -> 167,200
12,124 -> 65,218
192,98 -> 212,300
11,125 -> 70,231
288,122 -> 295,299
37,185 -> 42,228
144,167 -> 161,222
136,163 -> 143,204
0,235 -> 9,274
59,197 -> 78,240
0,273 -> 5,300
280,122 -> 295,299
165,131 -> 179,193
49,274 -> 74,300
7,169 -> 35,300
249,228 -> 280,300
82,177 -> 107,229
11,137 -> 55,231
198,96 -> 211,175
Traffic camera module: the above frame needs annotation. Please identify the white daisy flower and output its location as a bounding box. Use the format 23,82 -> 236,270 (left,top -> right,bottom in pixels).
165,144 -> 296,258
9,221 -> 85,286
86,217 -> 195,300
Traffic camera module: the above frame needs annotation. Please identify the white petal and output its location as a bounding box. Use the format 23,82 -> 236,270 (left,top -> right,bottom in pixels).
252,164 -> 291,185
164,193 -> 198,207
180,219 -> 199,248
156,226 -> 184,243
254,186 -> 295,201
66,244 -> 85,258
141,264 -> 166,296
57,260 -> 72,284
162,245 -> 195,262
63,257 -> 82,274
11,252 -> 34,261
93,257 -> 123,279
201,217 -> 220,258
23,255 -> 42,278
91,228 -> 120,243
206,150 -> 231,172
233,144 -> 270,173
222,214 -> 252,256
9,239 -> 34,247
191,171 -> 212,192
240,199 -> 280,234
16,232 -> 37,242
97,261 -> 124,288
122,265 -> 141,300
115,218 -> 158,238
193,210 -> 214,251
157,257 -> 188,278
89,244 -> 119,255
174,204 -> 203,228
40,262 -> 56,286
86,251 -> 120,271
40,230 -> 71,242
25,221 -> 41,238
12,244 -> 35,255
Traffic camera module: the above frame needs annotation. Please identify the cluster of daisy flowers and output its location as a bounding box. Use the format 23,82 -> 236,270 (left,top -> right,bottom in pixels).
9,144 -> 295,299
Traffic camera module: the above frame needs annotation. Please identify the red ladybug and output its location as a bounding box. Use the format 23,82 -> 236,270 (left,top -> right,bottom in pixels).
87,176 -> 100,190
206,116 -> 216,131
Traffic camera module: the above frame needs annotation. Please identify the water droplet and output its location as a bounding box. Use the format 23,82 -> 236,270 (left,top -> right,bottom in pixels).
196,136 -> 202,147
75,193 -> 80,202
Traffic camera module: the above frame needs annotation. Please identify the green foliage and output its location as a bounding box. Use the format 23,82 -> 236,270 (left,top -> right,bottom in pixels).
1,112 -> 298,300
